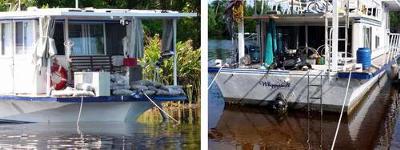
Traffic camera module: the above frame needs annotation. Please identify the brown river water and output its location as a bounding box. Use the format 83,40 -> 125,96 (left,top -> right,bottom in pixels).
209,73 -> 400,149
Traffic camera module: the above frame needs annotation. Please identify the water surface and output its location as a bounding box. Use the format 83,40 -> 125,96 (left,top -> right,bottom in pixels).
208,71 -> 400,149
0,107 -> 200,149
207,39 -> 400,149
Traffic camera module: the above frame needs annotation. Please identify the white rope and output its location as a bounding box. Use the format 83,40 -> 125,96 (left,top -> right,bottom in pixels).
142,91 -> 179,124
77,96 -> 84,124
208,66 -> 223,90
331,70 -> 352,150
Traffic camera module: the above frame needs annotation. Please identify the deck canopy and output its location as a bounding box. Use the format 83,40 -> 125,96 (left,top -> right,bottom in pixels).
0,7 -> 197,20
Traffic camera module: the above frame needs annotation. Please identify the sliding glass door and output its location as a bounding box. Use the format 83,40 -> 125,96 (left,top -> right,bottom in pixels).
69,23 -> 105,55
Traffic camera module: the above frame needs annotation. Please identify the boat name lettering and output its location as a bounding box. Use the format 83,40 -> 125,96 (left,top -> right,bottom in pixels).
259,79 -> 290,88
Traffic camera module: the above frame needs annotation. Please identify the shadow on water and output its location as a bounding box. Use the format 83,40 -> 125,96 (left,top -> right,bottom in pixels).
208,72 -> 400,149
0,107 -> 200,149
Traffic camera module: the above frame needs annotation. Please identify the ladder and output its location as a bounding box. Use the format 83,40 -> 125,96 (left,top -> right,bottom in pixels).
307,70 -> 324,113
324,0 -> 351,72
306,70 -> 324,148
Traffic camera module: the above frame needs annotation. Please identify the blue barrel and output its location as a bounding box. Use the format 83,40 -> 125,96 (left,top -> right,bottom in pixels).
357,48 -> 371,70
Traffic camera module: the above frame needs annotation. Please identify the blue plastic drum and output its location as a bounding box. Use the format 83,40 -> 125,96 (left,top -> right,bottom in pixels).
357,48 -> 371,70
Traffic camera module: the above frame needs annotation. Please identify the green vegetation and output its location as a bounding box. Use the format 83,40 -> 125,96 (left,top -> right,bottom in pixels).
209,0 -> 257,39
140,35 -> 200,104
391,12 -> 400,31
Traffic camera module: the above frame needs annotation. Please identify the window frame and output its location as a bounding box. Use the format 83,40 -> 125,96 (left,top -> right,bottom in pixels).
0,19 -> 38,57
68,21 -> 107,56
14,20 -> 38,55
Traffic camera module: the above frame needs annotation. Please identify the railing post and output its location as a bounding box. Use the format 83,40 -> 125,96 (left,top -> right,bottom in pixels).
393,35 -> 400,59
388,34 -> 394,63
389,35 -> 398,61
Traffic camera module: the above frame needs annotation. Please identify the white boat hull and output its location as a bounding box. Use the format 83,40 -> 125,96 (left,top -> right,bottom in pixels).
215,69 -> 387,113
0,101 -> 156,122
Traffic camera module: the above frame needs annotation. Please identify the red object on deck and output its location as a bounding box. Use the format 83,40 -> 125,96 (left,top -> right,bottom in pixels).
123,57 -> 137,67
50,63 -> 68,90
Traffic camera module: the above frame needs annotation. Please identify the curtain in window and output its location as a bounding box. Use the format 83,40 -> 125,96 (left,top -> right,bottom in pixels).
0,23 -> 12,56
126,18 -> 144,58
33,16 -> 56,71
161,19 -> 174,54
132,18 -> 144,58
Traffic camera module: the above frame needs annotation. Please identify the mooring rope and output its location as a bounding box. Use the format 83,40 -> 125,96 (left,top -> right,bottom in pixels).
77,96 -> 84,124
331,70 -> 352,150
142,90 -> 179,124
208,66 -> 223,90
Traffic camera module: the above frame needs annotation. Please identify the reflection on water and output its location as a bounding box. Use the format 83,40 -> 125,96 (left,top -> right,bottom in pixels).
208,72 -> 400,149
0,107 -> 200,149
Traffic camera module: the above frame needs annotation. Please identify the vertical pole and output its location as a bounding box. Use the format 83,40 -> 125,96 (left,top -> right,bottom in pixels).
396,36 -> 400,59
344,0 -> 349,68
305,25 -> 308,56
291,0 -> 294,15
261,0 -> 264,15
173,19 -> 178,86
238,21 -> 245,62
325,11 -> 330,74
18,0 -> 21,11
35,19 -> 42,96
261,21 -> 265,63
46,57 -> 51,96
12,22 -> 15,94
64,18 -> 71,85
75,0 -> 79,9
332,0 -> 339,72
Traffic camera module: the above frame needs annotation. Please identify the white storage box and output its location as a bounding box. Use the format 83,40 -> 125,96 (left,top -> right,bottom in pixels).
74,72 -> 110,96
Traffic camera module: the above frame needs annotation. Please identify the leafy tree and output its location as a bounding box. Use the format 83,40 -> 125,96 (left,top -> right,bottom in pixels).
208,0 -> 256,39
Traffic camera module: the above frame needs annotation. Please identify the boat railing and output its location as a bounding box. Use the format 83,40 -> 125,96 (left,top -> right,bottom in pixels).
267,0 -> 332,15
387,33 -> 400,63
260,0 -> 380,20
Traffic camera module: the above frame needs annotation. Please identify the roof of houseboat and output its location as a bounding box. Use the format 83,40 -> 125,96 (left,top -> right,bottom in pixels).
0,7 -> 198,20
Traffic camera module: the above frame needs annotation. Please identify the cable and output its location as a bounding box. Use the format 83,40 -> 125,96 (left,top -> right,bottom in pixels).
331,70 -> 352,150
208,66 -> 223,90
142,90 -> 179,124
77,96 -> 84,124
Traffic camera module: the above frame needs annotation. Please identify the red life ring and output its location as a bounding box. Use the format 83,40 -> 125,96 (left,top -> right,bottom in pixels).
50,63 -> 67,90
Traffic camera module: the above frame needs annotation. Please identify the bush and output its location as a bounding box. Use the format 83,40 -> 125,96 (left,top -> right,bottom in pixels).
140,34 -> 200,103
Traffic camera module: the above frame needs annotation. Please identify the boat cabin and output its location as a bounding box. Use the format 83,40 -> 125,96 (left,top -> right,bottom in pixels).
0,7 -> 196,96
237,0 -> 400,75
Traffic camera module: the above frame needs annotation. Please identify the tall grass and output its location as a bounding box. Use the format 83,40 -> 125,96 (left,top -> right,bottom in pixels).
140,34 -> 200,104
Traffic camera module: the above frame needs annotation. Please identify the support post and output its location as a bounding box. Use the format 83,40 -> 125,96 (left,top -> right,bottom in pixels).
305,25 -> 308,56
238,21 -> 245,63
331,0 -> 339,72
173,19 -> 178,86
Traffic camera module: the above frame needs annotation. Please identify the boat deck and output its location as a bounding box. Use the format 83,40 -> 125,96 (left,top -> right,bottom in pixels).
0,95 -> 187,103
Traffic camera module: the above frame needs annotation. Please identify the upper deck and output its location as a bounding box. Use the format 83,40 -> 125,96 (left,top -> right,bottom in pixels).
245,0 -> 399,25
0,7 -> 197,20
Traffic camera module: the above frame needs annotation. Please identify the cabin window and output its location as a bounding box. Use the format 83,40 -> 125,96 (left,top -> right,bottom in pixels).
105,23 -> 125,55
363,27 -> 372,48
54,22 -> 64,55
0,23 -> 12,56
15,21 -> 36,55
69,23 -> 105,55
375,36 -> 380,49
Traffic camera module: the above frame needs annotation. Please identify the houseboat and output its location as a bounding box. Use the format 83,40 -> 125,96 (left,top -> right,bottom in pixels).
0,7 -> 196,122
210,0 -> 400,114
